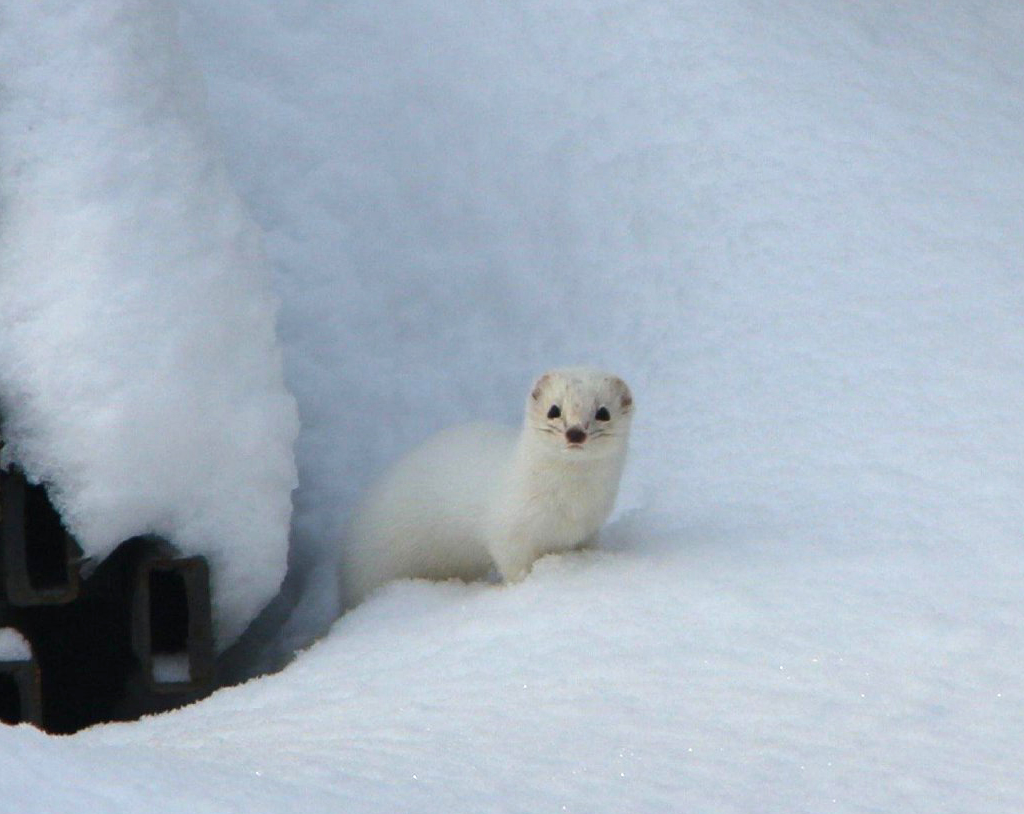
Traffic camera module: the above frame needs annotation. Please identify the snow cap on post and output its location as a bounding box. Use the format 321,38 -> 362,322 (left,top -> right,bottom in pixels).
0,1 -> 299,648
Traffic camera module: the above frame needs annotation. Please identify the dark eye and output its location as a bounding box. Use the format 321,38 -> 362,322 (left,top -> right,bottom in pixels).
595,406 -> 611,422
547,405 -> 561,419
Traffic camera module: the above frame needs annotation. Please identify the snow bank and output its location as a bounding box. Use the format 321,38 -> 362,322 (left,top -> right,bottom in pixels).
2,527 -> 1022,813
0,628 -> 32,662
0,0 -> 1021,812
178,0 -> 1024,654
0,0 -> 299,647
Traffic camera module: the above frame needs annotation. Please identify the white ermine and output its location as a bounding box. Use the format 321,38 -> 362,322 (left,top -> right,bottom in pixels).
338,367 -> 633,605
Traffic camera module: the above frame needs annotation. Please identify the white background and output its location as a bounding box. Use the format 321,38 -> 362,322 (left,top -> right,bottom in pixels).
2,1 -> 1023,811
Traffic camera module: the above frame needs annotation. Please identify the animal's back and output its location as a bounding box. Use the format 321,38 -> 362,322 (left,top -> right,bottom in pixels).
339,422 -> 517,604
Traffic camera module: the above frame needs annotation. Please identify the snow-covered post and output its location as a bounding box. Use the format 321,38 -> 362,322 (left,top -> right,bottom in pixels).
0,0 -> 299,651
0,628 -> 41,727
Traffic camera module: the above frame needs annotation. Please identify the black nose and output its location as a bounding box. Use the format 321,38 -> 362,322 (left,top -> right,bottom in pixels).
566,427 -> 587,444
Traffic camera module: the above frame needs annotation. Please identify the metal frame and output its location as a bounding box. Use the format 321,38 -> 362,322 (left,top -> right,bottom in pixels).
0,657 -> 43,727
130,546 -> 215,694
0,469 -> 82,606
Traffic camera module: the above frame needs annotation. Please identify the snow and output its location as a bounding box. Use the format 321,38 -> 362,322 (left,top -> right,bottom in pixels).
150,654 -> 191,685
2,0 -> 1024,812
4,538 -> 1024,812
0,629 -> 32,662
0,1 -> 299,648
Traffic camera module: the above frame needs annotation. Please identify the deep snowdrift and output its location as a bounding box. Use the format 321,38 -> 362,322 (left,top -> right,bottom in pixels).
1,0 -> 1023,811
0,1 -> 299,647
5,529 -> 1024,813
178,0 -> 1024,660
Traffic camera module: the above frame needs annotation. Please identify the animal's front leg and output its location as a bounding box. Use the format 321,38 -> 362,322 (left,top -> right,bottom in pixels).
488,537 -> 537,584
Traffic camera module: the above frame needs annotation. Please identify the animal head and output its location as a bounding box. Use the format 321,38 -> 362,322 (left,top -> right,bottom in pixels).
525,367 -> 633,458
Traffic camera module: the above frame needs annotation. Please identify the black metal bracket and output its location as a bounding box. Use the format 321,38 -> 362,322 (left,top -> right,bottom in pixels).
130,541 -> 215,694
0,654 -> 43,727
0,424 -> 218,727
0,469 -> 83,606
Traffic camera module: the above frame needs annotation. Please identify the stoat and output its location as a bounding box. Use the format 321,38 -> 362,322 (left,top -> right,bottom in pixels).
338,367 -> 633,605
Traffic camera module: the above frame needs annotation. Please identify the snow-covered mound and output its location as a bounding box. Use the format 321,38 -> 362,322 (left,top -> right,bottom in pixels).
178,0 -> 1024,658
1,0 -> 1023,811
3,528 -> 1023,813
0,1 -> 299,647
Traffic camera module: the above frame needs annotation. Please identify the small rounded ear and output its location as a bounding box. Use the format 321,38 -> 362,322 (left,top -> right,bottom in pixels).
612,377 -> 633,412
530,373 -> 551,401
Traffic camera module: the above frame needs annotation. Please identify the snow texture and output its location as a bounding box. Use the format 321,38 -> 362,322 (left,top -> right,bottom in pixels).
150,654 -> 191,685
175,0 -> 1024,661
1,0 -> 1024,812
0,628 -> 32,662
0,1 -> 299,648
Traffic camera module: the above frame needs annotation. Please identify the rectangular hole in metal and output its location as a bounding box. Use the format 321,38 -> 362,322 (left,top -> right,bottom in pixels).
23,481 -> 71,591
148,568 -> 189,653
0,674 -> 22,725
148,568 -> 191,683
